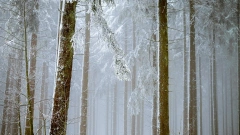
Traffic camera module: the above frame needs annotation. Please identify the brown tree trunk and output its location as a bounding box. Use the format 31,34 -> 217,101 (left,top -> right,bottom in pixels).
159,0 -> 169,134
50,1 -> 77,135
80,5 -> 90,135
188,0 -> 197,134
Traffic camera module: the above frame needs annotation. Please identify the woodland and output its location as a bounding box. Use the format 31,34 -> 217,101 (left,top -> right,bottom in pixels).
0,0 -> 239,135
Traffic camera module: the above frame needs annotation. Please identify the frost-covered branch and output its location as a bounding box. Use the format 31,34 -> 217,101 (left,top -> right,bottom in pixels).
91,3 -> 131,81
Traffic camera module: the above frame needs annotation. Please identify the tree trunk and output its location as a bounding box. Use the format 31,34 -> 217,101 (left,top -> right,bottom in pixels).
238,0 -> 240,133
12,50 -> 23,135
124,24 -> 128,135
131,20 -> 136,135
183,3 -> 189,135
199,56 -> 203,135
159,0 -> 169,134
188,0 -> 197,134
152,14 -> 158,135
25,1 -> 39,133
113,83 -> 117,135
38,62 -> 47,135
1,55 -> 12,135
50,1 -> 77,135
212,28 -> 218,135
80,5 -> 90,135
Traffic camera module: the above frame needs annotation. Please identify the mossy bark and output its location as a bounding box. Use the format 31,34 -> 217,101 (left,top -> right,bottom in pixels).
189,0 -> 197,135
159,0 -> 169,134
50,1 -> 77,135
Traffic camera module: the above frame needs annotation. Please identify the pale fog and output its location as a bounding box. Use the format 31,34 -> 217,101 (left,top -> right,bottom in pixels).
0,0 -> 239,135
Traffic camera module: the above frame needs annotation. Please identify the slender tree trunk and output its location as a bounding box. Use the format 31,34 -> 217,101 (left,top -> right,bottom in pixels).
152,23 -> 158,135
159,0 -> 169,134
80,6 -> 90,135
38,62 -> 47,135
124,24 -> 128,135
25,1 -> 39,134
113,83 -> 117,135
183,4 -> 189,135
12,51 -> 23,135
212,28 -> 218,135
238,0 -> 240,133
199,56 -> 203,135
1,55 -> 12,135
188,0 -> 197,134
131,20 -> 136,135
23,1 -> 34,134
50,1 -> 77,135
210,58 -> 214,135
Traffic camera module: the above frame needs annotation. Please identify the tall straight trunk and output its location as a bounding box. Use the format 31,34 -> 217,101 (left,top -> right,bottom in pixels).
210,58 -> 214,135
25,1 -> 39,134
124,24 -> 128,135
106,88 -> 109,135
152,22 -> 158,135
159,0 -> 169,134
113,83 -> 117,135
80,6 -> 90,135
50,1 -> 77,135
188,0 -> 197,134
6,65 -> 14,135
221,68 -> 225,135
212,28 -> 218,135
230,70 -> 234,134
183,4 -> 189,135
131,20 -> 136,135
12,51 -> 23,135
1,55 -> 12,135
199,56 -> 202,135
23,1 -> 33,134
238,0 -> 240,133
38,62 -> 47,135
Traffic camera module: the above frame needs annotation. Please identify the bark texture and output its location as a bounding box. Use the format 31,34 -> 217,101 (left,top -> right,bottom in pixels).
159,0 -> 169,134
50,1 -> 77,135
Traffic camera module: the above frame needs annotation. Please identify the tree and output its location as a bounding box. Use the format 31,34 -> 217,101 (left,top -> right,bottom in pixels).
1,55 -> 12,135
25,0 -> 39,134
38,62 -> 48,135
80,5 -> 90,135
188,0 -> 197,134
159,0 -> 169,134
183,2 -> 189,134
50,1 -> 77,134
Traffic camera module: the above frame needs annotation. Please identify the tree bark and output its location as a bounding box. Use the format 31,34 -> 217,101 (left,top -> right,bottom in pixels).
80,5 -> 90,135
188,0 -> 197,134
159,0 -> 169,134
50,1 -> 77,135
183,3 -> 189,135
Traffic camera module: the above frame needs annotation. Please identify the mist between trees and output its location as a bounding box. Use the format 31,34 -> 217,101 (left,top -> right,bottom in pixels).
0,0 -> 239,135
